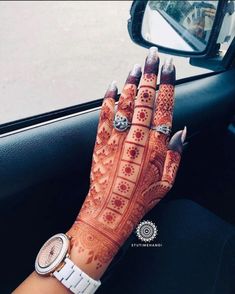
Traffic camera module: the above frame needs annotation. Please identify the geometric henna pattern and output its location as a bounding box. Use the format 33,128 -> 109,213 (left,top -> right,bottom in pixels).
153,84 -> 174,127
68,54 -> 182,277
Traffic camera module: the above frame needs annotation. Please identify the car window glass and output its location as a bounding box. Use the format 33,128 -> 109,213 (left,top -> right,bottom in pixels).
0,1 -> 214,125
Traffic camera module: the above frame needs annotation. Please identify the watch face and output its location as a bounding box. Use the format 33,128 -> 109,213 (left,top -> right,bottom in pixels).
38,236 -> 63,268
35,233 -> 69,275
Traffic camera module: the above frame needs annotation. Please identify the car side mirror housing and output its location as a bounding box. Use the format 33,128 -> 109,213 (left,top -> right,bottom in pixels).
128,0 -> 231,67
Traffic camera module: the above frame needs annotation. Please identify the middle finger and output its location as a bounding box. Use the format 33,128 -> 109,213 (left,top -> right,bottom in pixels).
126,47 -> 159,147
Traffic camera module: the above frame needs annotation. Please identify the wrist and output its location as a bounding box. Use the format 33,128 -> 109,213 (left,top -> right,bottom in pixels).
68,220 -> 119,280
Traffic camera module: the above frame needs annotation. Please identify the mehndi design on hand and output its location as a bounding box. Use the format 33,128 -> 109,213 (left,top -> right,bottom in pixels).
68,47 -> 187,277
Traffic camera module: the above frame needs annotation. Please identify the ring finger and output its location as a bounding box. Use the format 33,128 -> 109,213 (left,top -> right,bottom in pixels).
152,58 -> 176,139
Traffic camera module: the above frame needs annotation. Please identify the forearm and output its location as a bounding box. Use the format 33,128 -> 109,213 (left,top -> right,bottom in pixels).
13,271 -> 71,294
13,241 -> 108,294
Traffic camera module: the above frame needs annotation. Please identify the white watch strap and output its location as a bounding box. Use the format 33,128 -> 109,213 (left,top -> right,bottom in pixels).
53,257 -> 101,294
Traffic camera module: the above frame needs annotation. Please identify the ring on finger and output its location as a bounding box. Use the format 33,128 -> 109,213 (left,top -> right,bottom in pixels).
113,114 -> 131,132
152,124 -> 171,136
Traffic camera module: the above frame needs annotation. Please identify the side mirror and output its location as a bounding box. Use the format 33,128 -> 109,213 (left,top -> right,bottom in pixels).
128,0 -> 230,62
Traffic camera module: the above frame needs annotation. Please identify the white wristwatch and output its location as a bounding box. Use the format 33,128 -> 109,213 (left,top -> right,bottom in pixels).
35,233 -> 101,294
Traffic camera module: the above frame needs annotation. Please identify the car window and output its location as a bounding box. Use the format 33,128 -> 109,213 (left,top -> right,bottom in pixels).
0,1 -> 212,125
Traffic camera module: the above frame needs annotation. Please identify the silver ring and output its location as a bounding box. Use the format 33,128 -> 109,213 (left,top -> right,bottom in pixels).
152,124 -> 171,136
113,114 -> 131,132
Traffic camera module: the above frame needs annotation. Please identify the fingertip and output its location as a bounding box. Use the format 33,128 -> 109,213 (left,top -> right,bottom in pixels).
168,127 -> 187,154
160,58 -> 176,85
130,64 -> 142,77
146,47 -> 159,63
104,80 -> 118,99
109,80 -> 118,91
163,57 -> 174,72
144,47 -> 159,75
126,64 -> 142,86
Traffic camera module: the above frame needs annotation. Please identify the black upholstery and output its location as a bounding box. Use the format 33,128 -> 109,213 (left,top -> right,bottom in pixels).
99,199 -> 235,294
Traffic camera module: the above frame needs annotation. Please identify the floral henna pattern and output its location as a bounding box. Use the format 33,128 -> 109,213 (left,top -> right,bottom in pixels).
126,146 -> 140,160
90,93 -> 116,185
85,134 -> 126,217
149,131 -> 167,163
143,73 -> 155,83
121,163 -> 135,177
113,177 -> 135,197
139,89 -> 154,103
80,70 -> 141,219
100,102 -> 113,123
132,128 -> 145,142
102,211 -> 117,224
110,196 -> 126,210
68,49 -> 185,278
97,127 -> 110,144
142,182 -> 169,212
116,84 -> 136,121
136,109 -> 149,122
162,150 -> 181,183
69,220 -> 119,270
115,66 -> 141,122
117,181 -> 130,194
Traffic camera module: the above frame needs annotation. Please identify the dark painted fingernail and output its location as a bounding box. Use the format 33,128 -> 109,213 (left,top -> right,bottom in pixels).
160,58 -> 176,85
163,58 -> 174,72
147,47 -> 158,62
104,80 -> 118,99
126,64 -> 142,85
130,64 -> 142,77
144,47 -> 159,74
168,126 -> 187,154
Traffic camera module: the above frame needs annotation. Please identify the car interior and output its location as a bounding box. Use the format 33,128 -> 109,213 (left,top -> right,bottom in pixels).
1,1 -> 235,293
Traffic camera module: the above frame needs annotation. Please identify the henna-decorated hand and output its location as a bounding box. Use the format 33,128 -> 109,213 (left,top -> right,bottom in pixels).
67,47 -> 186,280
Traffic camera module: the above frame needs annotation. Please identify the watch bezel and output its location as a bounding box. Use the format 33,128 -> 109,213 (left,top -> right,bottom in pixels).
35,233 -> 70,275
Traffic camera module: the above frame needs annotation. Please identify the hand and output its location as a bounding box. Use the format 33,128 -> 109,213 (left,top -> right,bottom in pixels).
67,47 -> 186,279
